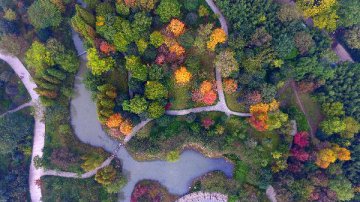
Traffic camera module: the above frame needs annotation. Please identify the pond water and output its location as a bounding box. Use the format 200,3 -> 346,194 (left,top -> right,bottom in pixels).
71,29 -> 233,202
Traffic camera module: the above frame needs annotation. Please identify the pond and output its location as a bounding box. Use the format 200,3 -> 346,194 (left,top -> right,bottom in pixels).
71,30 -> 234,202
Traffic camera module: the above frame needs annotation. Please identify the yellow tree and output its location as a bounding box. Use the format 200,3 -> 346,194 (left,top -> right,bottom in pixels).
207,28 -> 227,51
315,148 -> 337,169
174,66 -> 192,85
167,19 -> 185,37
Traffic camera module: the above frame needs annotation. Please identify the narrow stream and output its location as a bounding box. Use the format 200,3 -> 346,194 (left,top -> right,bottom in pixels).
71,30 -> 233,202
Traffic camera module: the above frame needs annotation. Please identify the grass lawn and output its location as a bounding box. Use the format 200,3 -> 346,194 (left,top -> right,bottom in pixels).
225,92 -> 246,112
168,78 -> 192,109
299,93 -> 324,133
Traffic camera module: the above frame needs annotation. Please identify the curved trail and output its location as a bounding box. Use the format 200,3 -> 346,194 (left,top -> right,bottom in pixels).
0,101 -> 33,118
0,53 -> 45,202
43,156 -> 114,178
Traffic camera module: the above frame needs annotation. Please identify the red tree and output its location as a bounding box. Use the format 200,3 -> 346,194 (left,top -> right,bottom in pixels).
294,131 -> 309,148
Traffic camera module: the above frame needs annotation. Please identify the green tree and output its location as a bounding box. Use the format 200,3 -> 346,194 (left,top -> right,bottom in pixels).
183,0 -> 199,11
215,49 -> 239,77
320,117 -> 346,135
338,0 -> 360,28
329,177 -> 354,201
277,4 -> 301,22
81,152 -> 106,172
234,161 -> 249,184
149,31 -> 164,48
131,12 -> 152,41
294,31 -> 314,55
155,0 -> 181,22
0,112 -> 34,154
95,166 -> 117,186
71,5 -> 96,46
28,0 -> 62,29
25,41 -> 54,76
344,26 -> 360,49
46,68 -> 66,80
147,102 -> 165,118
322,102 -> 345,117
341,117 -> 360,139
122,95 -> 148,114
125,55 -> 147,81
145,81 -> 168,100
87,48 -> 115,75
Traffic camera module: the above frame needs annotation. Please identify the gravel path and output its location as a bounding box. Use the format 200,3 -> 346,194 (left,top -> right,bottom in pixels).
176,191 -> 228,202
0,101 -> 33,118
0,53 -> 45,202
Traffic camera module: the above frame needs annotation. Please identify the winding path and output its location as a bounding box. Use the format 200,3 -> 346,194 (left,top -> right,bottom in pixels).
0,101 -> 33,118
0,53 -> 45,202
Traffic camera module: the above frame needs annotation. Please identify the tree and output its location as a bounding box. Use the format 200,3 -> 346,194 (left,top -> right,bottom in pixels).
224,79 -> 238,93
155,0 -> 181,22
125,55 -> 148,81
294,31 -> 314,55
277,4 -> 301,22
341,117 -> 360,139
183,0 -> 199,11
120,120 -> 133,135
267,111 -> 288,131
344,26 -> 360,49
95,165 -> 117,186
250,27 -> 272,47
122,95 -> 148,114
150,31 -> 164,48
169,43 -> 185,56
320,117 -> 346,135
319,63 -> 360,122
147,102 -> 165,118
87,48 -> 115,75
207,28 -> 227,51
28,0 -> 62,29
106,114 -> 124,128
0,112 -> 33,154
297,0 -> 339,31
81,152 -> 106,172
3,9 -> 16,21
0,34 -> 29,56
167,19 -> 185,37
322,102 -> 345,117
193,23 -> 213,52
215,50 -> 239,77
145,81 -> 168,100
25,41 -> 54,76
71,6 -> 96,46
293,132 -> 309,148
338,0 -> 360,27
333,145 -> 351,161
174,66 -> 192,85
315,148 -> 337,169
329,177 -> 354,201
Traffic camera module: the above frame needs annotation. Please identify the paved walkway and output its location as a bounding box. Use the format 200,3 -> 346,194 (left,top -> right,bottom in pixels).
176,191 -> 228,202
0,53 -> 45,202
0,101 -> 33,118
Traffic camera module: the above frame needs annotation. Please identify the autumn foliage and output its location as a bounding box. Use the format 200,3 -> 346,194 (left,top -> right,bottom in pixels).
294,131 -> 310,148
167,19 -> 185,37
99,41 -> 115,55
106,113 -> 124,128
315,145 -> 351,169
224,79 -> 238,93
248,100 -> 280,131
207,28 -> 227,51
192,80 -> 217,105
120,120 -> 133,135
169,43 -> 185,56
174,66 -> 192,84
